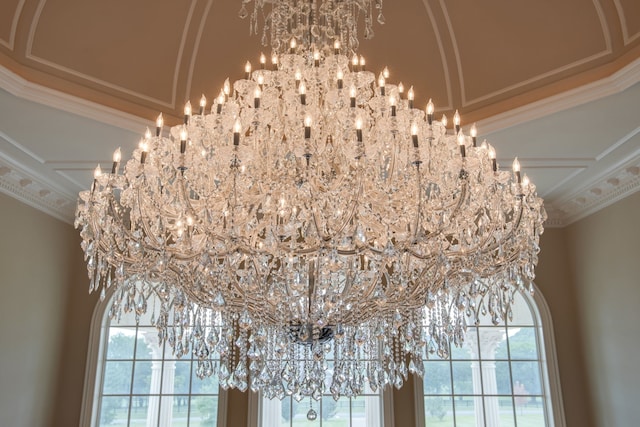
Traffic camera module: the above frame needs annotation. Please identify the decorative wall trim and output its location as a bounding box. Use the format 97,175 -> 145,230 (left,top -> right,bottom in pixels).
613,0 -> 640,45
0,151 -> 75,224
477,57 -> 640,135
0,0 -> 27,50
418,0 -> 454,112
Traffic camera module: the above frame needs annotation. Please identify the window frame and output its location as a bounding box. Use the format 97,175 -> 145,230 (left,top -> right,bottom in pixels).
413,284 -> 566,427
80,288 -> 228,427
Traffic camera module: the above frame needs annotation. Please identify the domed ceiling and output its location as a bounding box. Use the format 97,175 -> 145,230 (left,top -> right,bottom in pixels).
0,0 -> 639,225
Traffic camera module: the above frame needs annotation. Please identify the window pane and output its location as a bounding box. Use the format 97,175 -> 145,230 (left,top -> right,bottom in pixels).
454,396 -> 482,427
491,361 -> 513,395
98,396 -> 129,426
103,361 -> 133,394
424,396 -> 454,426
191,367 -> 219,394
493,397 -> 515,427
320,397 -> 349,427
190,395 -> 218,426
106,330 -> 136,360
128,396 -> 149,427
515,396 -> 546,426
478,328 -> 506,360
452,362 -> 474,394
173,361 -> 192,394
512,362 -> 542,395
508,327 -> 538,360
423,361 -> 451,394
132,361 -> 153,394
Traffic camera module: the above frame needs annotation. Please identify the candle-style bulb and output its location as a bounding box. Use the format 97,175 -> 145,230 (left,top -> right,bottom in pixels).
389,96 -> 397,116
352,54 -> 359,70
199,94 -> 207,114
470,123 -> 478,146
271,53 -> 278,69
337,69 -> 344,89
245,61 -> 252,75
513,157 -> 522,183
333,39 -> 340,53
489,146 -> 497,172
144,127 -> 152,140
94,164 -> 102,179
180,127 -> 188,154
426,99 -> 435,115
113,147 -> 121,163
290,38 -> 297,52
223,78 -> 231,96
260,52 -> 266,68
522,174 -> 530,188
398,82 -> 405,97
411,122 -> 419,148
408,86 -> 414,108
184,100 -> 192,124
299,82 -> 306,105
378,73 -> 386,96
453,110 -> 461,132
441,114 -> 448,128
304,115 -> 312,139
233,118 -> 241,145
350,86 -> 357,107
254,86 -> 262,108
139,138 -> 149,164
359,55 -> 366,69
355,117 -> 363,142
383,66 -> 390,79
457,131 -> 466,158
156,113 -> 164,136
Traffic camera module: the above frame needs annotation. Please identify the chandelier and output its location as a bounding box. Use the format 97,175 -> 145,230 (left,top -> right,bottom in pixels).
75,0 -> 546,402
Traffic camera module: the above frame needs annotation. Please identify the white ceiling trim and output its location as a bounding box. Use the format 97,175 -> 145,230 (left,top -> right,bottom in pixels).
23,0 -> 199,110
0,65 -> 148,133
185,0 -> 215,100
613,0 -> 640,45
476,57 -> 640,135
0,150 -> 76,224
443,0 -> 613,108
0,0 -> 27,50
419,0 -> 453,111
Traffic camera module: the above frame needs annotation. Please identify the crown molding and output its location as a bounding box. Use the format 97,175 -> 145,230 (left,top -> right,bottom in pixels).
0,153 -> 76,224
545,157 -> 640,227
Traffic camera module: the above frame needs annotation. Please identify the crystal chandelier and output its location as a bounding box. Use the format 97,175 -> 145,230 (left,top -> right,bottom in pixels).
75,0 -> 546,401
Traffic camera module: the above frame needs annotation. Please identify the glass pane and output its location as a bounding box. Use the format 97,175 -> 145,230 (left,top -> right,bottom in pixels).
512,362 -> 542,395
424,396 -> 454,426
160,361 -> 179,394
128,396 -> 149,427
492,361 -> 512,395
135,330 -> 156,359
320,397 -> 349,426
106,329 -> 136,360
173,361 -> 192,394
454,396 -> 483,427
423,361 -> 451,394
170,396 -> 190,425
132,361 -> 153,394
509,292 -> 534,326
98,396 -> 129,426
191,366 -> 219,394
508,327 -> 538,360
451,328 -> 477,360
190,395 -> 218,427
515,396 -> 546,426
494,397 -> 516,427
452,361 -> 474,394
478,327 -> 506,360
103,361 -> 133,394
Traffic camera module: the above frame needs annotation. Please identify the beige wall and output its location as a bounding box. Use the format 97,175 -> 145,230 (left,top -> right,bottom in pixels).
0,192 -> 94,427
1,189 -> 638,426
564,191 -> 640,427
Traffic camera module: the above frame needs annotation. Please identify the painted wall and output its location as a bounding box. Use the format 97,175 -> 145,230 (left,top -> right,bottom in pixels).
565,190 -> 640,427
0,192 -> 94,427
1,189 -> 638,426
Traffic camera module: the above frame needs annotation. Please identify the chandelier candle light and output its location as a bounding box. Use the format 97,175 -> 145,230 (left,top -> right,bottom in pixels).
75,0 -> 546,402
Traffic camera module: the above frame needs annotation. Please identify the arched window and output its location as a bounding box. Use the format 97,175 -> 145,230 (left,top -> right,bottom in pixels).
415,287 -> 565,427
81,292 -> 227,427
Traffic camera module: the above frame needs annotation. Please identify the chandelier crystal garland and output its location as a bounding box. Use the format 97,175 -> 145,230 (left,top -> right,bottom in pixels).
75,0 -> 546,400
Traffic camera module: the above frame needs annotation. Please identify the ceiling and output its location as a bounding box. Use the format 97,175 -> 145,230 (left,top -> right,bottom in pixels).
0,0 -> 639,226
